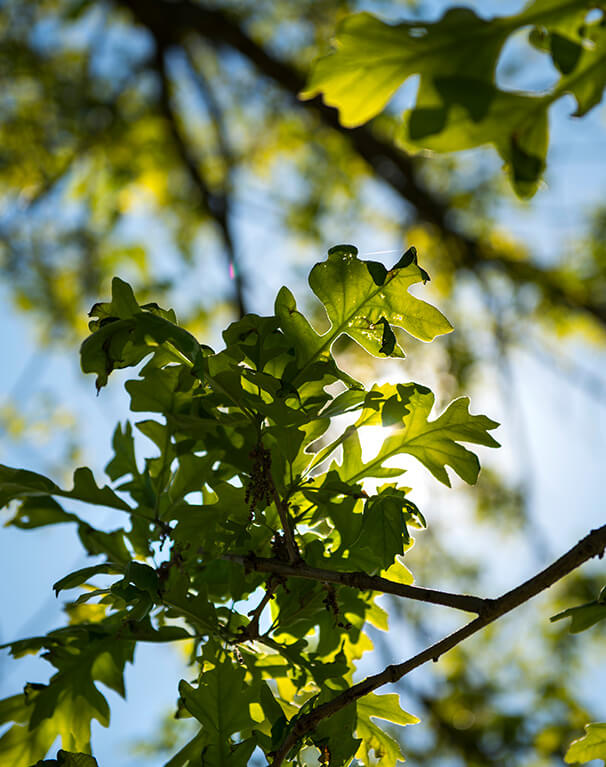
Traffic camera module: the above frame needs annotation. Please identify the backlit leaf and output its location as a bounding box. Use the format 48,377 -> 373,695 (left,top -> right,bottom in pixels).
565,722 -> 606,764
276,246 -> 452,375
303,3 -> 606,196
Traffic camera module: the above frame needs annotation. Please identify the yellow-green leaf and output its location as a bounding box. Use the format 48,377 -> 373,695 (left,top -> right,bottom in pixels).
565,722 -> 606,764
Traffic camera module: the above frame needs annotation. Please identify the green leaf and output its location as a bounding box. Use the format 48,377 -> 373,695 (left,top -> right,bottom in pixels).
276,246 -> 452,376
381,556 -> 414,586
125,561 -> 159,595
171,482 -> 257,556
164,732 -> 207,767
0,726 -> 57,766
565,722 -> 606,764
53,564 -> 125,597
76,525 -> 131,565
31,750 -> 99,767
351,488 -> 412,572
356,693 -> 419,765
57,751 -> 99,766
352,384 -> 500,486
105,422 -> 139,482
550,590 -> 606,633
0,694 -> 57,767
68,468 -> 131,511
0,465 -> 131,512
178,658 -> 255,762
1,622 -> 135,761
6,497 -> 80,529
0,249 -> 503,766
303,4 -> 606,197
312,698 -> 360,767
81,277 -> 205,391
0,466 -> 60,507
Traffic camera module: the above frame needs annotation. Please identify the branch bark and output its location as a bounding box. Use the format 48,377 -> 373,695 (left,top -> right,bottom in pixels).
225,553 -> 486,614
269,523 -> 606,766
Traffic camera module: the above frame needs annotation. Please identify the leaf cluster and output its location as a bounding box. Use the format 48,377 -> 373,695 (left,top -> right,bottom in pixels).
0,246 -> 501,766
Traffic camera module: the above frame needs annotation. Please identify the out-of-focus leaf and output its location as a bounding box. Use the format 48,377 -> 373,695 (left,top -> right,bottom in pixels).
303,4 -> 606,196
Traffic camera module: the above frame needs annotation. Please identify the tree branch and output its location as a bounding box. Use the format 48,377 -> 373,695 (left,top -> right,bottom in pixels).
270,486 -> 302,565
154,45 -> 246,318
116,0 -> 606,328
269,523 -> 606,766
234,577 -> 277,643
224,553 -> 487,614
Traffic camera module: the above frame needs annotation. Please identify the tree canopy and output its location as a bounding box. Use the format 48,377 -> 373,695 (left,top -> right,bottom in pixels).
0,1 -> 605,766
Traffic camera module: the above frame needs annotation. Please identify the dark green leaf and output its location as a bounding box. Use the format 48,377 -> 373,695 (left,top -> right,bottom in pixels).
53,564 -> 124,597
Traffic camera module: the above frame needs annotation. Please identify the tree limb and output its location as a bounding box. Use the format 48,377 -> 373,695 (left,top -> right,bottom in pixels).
234,577 -> 277,643
224,553 -> 487,614
269,523 -> 606,766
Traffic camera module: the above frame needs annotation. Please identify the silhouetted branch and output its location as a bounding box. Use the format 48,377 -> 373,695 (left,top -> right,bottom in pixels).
224,553 -> 487,614
234,577 -> 277,643
270,523 -> 606,765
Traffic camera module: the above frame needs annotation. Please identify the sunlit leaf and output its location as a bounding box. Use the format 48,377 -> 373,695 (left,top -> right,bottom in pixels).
565,722 -> 606,764
303,3 -> 606,196
276,245 -> 452,375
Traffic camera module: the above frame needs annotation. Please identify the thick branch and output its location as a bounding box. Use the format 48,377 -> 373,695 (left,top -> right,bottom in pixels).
117,0 -> 606,328
226,553 -> 486,613
270,524 -> 606,766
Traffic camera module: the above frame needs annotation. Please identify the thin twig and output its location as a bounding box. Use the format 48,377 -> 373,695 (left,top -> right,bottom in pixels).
224,554 -> 486,614
234,577 -> 277,642
269,524 -> 606,766
270,486 -> 302,565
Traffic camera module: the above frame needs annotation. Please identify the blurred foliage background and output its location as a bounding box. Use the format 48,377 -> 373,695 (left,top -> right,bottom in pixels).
0,1 -> 605,765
